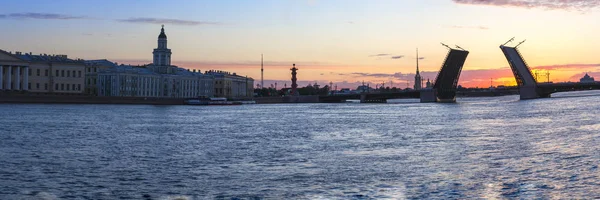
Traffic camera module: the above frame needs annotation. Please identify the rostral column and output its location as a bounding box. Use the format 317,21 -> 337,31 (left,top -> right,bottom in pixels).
291,64 -> 298,96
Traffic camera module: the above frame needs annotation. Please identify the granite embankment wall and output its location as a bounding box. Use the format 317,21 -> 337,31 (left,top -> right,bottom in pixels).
0,93 -> 322,105
0,93 -> 186,105
254,96 -> 319,104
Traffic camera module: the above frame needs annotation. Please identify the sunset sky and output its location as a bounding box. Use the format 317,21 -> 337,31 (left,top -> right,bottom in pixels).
1,0 -> 599,88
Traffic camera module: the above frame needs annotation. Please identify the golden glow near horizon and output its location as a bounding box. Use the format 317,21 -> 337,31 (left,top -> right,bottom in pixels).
1,0 -> 599,88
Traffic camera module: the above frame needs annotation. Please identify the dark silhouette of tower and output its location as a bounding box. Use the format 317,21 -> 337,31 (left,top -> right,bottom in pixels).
291,64 -> 298,96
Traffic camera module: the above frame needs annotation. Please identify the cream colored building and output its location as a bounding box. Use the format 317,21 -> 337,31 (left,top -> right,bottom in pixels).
206,70 -> 254,98
18,52 -> 86,94
0,49 -> 86,94
0,50 -> 29,92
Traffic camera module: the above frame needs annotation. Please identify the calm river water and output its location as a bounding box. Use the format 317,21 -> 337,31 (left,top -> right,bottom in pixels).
1,92 -> 600,199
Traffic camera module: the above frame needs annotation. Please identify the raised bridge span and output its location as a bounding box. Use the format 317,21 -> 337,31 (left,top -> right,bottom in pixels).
500,40 -> 600,99
320,46 -> 469,103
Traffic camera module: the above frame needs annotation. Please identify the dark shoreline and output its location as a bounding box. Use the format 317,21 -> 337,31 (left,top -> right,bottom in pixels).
0,90 -> 519,105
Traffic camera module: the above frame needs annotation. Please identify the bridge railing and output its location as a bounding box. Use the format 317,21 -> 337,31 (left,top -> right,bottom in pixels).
501,47 -> 523,87
433,49 -> 451,88
515,47 -> 536,82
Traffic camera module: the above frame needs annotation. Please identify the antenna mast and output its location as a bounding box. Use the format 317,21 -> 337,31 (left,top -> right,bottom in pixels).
515,40 -> 526,48
440,43 -> 451,50
502,37 -> 515,46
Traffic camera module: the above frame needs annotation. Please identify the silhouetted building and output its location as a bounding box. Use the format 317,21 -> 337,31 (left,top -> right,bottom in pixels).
580,73 -> 595,83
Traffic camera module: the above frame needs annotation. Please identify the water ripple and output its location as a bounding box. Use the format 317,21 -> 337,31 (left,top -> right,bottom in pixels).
1,94 -> 600,199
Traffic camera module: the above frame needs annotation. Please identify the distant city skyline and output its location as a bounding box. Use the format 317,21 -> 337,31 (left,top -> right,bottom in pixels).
1,0 -> 599,88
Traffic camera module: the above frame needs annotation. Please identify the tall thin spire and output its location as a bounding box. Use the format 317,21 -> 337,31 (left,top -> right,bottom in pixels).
416,48 -> 420,75
414,48 -> 422,90
261,54 -> 264,89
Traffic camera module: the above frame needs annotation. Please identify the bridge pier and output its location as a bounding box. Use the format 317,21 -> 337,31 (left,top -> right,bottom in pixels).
519,86 -> 538,100
420,89 -> 437,103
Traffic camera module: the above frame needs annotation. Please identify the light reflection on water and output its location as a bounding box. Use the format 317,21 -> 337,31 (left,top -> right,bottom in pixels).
1,93 -> 599,199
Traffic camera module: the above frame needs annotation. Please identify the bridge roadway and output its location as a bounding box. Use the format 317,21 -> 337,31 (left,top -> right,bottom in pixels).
537,82 -> 600,97
319,82 -> 600,103
319,90 -> 421,103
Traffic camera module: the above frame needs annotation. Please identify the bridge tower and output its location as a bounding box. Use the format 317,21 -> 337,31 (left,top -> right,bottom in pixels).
423,43 -> 469,102
499,38 -> 549,99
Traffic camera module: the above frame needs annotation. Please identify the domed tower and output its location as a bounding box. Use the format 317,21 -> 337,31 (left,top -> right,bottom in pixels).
153,25 -> 172,66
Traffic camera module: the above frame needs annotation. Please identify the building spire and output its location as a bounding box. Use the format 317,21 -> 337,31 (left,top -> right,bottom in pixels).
261,54 -> 264,89
414,48 -> 422,90
416,48 -> 420,75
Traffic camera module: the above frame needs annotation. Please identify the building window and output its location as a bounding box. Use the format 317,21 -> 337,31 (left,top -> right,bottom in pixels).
67,84 -> 70,91
94,68 -> 97,72
28,83 -> 31,90
72,84 -> 76,91
78,71 -> 81,77
67,70 -> 70,77
36,83 -> 39,89
56,70 -> 59,76
78,84 -> 81,90
73,70 -> 76,77
45,69 -> 48,76
61,84 -> 64,90
61,70 -> 65,77
55,84 -> 58,90
36,69 -> 40,76
28,68 -> 32,76
45,83 -> 48,90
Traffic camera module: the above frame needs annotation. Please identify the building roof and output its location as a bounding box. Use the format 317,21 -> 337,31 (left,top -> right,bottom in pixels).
16,53 -> 84,64
205,70 -> 254,80
84,59 -> 120,67
100,64 -> 211,78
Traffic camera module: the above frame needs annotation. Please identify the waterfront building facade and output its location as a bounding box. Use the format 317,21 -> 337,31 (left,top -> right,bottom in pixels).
18,53 -> 86,94
206,70 -> 254,98
0,50 -> 29,92
97,65 -> 214,98
96,26 -> 214,98
85,59 -> 120,95
1,49 -> 86,94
